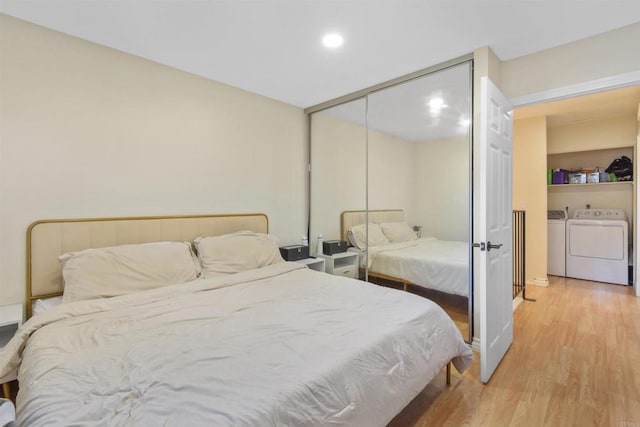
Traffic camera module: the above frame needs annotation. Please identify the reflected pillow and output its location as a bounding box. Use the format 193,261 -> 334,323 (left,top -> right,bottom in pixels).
380,222 -> 418,243
60,241 -> 201,303
347,223 -> 389,250
193,231 -> 284,276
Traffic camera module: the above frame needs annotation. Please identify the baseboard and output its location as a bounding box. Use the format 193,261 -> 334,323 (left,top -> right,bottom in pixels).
528,277 -> 549,287
513,296 -> 523,311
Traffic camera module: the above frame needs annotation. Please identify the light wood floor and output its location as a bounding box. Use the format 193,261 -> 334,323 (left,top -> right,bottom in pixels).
389,276 -> 640,426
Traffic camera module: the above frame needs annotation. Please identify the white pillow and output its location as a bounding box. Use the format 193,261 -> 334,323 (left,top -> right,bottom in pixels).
60,242 -> 201,303
380,222 -> 418,243
347,223 -> 390,250
193,231 -> 284,276
32,296 -> 64,316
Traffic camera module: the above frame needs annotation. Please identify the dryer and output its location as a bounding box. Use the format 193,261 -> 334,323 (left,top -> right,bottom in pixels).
565,209 -> 628,285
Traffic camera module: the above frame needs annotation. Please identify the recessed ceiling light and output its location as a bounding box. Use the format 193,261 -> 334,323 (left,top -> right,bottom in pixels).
322,33 -> 344,49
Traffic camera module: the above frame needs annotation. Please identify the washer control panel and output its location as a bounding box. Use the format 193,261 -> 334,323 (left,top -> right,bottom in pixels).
573,209 -> 627,221
548,210 -> 567,220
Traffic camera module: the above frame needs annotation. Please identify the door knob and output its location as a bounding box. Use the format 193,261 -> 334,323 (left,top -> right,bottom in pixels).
487,242 -> 503,251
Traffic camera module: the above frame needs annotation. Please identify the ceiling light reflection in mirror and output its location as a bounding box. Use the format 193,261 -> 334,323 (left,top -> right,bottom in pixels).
324,64 -> 470,141
428,97 -> 447,115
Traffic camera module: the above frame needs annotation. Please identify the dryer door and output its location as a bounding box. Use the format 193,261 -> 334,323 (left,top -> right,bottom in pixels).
566,219 -> 629,285
568,221 -> 627,261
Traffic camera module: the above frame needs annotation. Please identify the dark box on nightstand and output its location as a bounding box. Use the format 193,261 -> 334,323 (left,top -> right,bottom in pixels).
279,245 -> 309,261
323,240 -> 348,255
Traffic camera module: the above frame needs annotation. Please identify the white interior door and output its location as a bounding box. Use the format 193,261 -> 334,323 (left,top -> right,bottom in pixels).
479,76 -> 513,384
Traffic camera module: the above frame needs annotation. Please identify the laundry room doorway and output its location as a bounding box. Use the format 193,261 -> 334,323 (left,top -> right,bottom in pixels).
512,84 -> 640,295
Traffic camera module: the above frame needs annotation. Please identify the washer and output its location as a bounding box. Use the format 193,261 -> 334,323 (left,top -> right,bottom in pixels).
548,210 -> 568,277
566,209 -> 628,285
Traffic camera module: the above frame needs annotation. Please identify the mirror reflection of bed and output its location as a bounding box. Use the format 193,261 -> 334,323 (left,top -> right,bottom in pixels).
369,278 -> 469,340
309,62 -> 472,342
341,210 -> 470,340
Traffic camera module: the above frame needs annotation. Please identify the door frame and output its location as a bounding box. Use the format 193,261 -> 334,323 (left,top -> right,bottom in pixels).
509,70 -> 640,109
509,70 -> 640,297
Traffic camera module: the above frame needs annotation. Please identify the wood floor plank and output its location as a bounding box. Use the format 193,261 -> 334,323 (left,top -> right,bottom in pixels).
389,276 -> 640,427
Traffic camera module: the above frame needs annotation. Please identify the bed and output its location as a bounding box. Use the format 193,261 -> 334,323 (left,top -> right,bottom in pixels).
341,210 -> 469,297
0,213 -> 472,426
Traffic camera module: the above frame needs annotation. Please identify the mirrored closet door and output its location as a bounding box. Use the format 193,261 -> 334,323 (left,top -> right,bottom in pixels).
309,98 -> 367,260
308,61 -> 473,342
366,63 -> 472,340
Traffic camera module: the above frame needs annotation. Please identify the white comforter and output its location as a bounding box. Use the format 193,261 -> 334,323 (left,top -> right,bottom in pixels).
0,263 -> 472,426
366,238 -> 469,297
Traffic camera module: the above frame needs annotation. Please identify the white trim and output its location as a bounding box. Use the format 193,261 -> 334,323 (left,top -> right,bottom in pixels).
534,277 -> 549,286
528,277 -> 549,287
510,70 -> 640,108
513,296 -> 523,311
472,337 -> 481,353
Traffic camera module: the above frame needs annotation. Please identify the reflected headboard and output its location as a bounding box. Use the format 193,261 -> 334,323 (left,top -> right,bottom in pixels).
26,213 -> 268,318
340,210 -> 404,242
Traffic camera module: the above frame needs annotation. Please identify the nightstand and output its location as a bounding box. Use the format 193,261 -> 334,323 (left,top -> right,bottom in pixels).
294,257 -> 326,273
318,252 -> 359,279
0,304 -> 22,399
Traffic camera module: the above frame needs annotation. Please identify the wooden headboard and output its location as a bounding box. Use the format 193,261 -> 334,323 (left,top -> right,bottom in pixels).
26,213 -> 268,317
340,210 -> 404,241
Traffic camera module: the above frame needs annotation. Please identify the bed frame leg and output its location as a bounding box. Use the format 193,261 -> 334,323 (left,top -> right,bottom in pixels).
446,362 -> 451,385
2,382 -> 10,400
403,282 -> 408,292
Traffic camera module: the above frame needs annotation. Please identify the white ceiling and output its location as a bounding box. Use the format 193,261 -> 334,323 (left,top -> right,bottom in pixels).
1,1 -> 640,108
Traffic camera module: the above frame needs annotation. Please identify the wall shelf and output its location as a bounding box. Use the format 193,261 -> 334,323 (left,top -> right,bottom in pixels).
548,181 -> 633,189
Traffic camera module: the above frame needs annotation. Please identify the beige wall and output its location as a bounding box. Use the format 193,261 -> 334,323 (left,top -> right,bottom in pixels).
368,129 -> 416,226
548,185 -> 633,227
501,22 -> 640,100
513,117 -> 548,285
414,136 -> 470,241
547,113 -> 637,154
310,113 -> 470,245
310,112 -> 416,246
310,111 -> 367,246
0,15 -> 307,306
